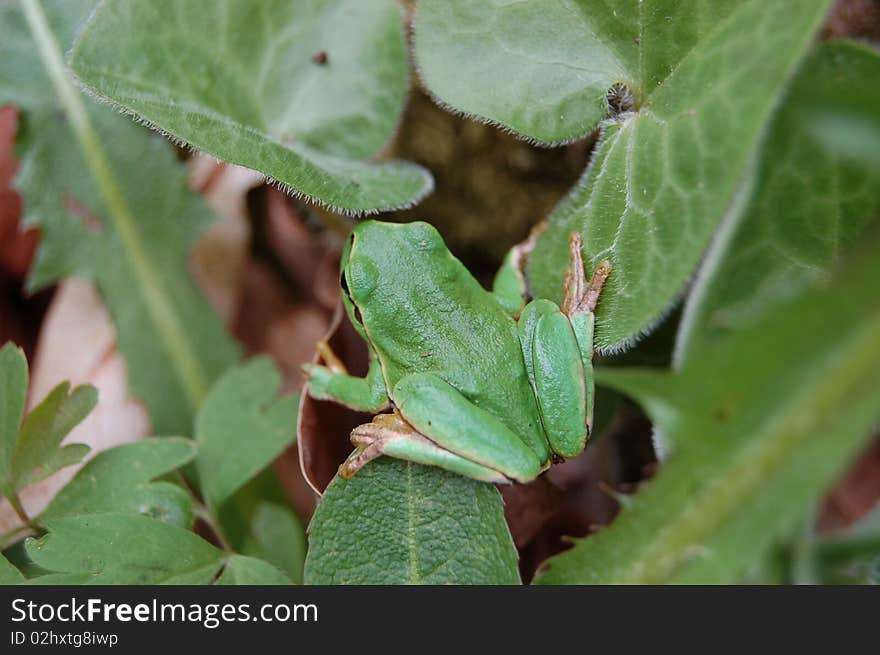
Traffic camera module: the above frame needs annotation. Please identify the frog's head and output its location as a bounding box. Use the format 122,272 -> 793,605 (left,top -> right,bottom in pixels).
343,220 -> 444,298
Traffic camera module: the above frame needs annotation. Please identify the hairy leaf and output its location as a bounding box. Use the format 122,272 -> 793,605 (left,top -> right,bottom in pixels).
676,41 -> 880,363
305,458 -> 520,584
535,238 -> 880,584
216,554 -> 292,585
417,0 -> 832,350
26,513 -> 224,584
195,358 -> 298,510
0,0 -> 239,435
40,438 -> 197,527
69,0 -> 432,214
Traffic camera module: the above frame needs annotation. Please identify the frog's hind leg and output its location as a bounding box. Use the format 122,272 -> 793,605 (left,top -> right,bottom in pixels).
340,411 -> 511,484
562,232 -> 612,319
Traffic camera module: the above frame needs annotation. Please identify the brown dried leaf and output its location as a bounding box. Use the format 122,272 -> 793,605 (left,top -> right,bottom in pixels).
297,301 -> 370,494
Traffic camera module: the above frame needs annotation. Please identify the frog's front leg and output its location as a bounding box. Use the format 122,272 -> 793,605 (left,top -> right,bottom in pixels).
518,233 -> 611,458
303,341 -> 390,413
341,373 -> 546,483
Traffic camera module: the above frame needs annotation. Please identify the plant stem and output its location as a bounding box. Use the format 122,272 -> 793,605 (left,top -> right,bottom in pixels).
193,501 -> 233,553
0,525 -> 31,551
7,492 -> 33,528
20,0 -> 209,411
172,471 -> 233,553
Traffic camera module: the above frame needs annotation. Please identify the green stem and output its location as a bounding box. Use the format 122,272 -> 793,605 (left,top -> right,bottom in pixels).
0,524 -> 32,551
7,492 -> 34,529
20,0 -> 209,411
172,471 -> 232,553
193,501 -> 233,553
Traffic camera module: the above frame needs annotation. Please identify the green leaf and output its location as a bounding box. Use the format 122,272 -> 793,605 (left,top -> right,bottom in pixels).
0,0 -> 240,435
216,470 -> 306,584
418,0 -> 832,350
69,0 -> 433,215
534,237 -> 880,584
812,506 -> 880,584
40,438 -> 197,527
216,555 -> 292,585
0,553 -> 25,584
416,0 -> 735,145
0,343 -> 29,492
676,41 -> 880,363
25,513 -> 225,584
195,358 -> 298,510
237,501 -> 306,585
305,458 -> 520,584
0,360 -> 96,500
11,383 -> 95,493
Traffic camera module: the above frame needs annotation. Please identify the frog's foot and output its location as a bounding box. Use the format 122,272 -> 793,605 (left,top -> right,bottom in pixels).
562,232 -> 612,317
340,411 -> 512,484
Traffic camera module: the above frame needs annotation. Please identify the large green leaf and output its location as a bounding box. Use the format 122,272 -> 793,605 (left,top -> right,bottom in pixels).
69,0 -> 432,215
417,0 -> 737,145
534,237 -> 880,584
675,41 -> 880,364
195,358 -> 298,510
25,513 -> 225,584
305,458 -> 520,584
0,0 -> 239,434
417,0 -> 832,350
40,438 -> 197,527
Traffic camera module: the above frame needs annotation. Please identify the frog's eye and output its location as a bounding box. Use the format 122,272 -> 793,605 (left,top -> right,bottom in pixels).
345,256 -> 379,302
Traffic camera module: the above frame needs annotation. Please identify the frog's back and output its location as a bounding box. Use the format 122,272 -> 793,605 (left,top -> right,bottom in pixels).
345,221 -> 548,461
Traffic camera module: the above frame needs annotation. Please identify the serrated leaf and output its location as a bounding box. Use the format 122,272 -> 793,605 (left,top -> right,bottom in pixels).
534,237 -> 880,584
69,0 -> 433,215
0,553 -> 24,584
9,350 -> 94,520
195,358 -> 298,510
0,0 -> 240,435
25,513 -> 224,584
40,438 -> 197,527
0,343 -> 28,492
4,380 -> 95,496
417,0 -> 832,350
676,41 -> 880,363
216,554 -> 292,586
305,458 -> 520,585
